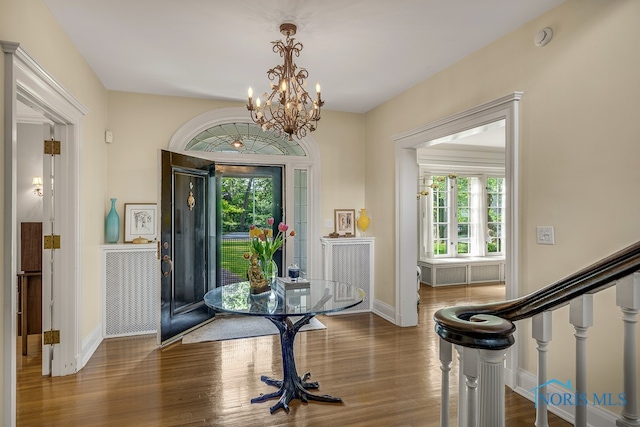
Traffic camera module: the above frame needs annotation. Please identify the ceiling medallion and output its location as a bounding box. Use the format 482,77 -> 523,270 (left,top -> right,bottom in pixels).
247,23 -> 324,141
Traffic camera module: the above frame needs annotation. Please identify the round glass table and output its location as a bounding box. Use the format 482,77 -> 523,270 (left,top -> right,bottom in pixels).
204,279 -> 365,414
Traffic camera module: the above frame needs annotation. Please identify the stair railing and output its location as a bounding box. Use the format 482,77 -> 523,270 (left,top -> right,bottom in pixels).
434,241 -> 640,427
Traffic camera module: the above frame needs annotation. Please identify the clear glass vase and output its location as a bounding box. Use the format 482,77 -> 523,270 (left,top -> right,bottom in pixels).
259,258 -> 278,288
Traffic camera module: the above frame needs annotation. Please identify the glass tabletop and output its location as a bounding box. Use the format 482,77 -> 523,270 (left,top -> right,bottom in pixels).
204,279 -> 365,317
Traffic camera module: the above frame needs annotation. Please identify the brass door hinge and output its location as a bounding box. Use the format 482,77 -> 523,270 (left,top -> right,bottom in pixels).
43,235 -> 61,249
44,140 -> 61,155
43,330 -> 60,345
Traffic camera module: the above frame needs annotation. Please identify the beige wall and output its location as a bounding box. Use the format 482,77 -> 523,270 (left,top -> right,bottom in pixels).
365,0 -> 640,402
3,0 -> 638,420
106,92 -> 365,240
0,0 -> 109,420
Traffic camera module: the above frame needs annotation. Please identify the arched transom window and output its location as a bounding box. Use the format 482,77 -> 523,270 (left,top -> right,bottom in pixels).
185,122 -> 306,156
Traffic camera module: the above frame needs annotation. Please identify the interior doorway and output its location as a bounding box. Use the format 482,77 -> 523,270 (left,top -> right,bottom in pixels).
393,93 -> 522,387
3,41 -> 87,426
393,92 -> 522,314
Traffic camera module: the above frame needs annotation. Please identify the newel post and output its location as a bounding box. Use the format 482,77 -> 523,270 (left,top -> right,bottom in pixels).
478,349 -> 506,427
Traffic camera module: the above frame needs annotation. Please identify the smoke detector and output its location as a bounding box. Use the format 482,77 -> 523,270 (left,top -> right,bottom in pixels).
534,27 -> 553,47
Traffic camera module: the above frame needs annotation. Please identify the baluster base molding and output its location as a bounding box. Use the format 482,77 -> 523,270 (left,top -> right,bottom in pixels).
515,370 -> 620,427
616,419 -> 640,427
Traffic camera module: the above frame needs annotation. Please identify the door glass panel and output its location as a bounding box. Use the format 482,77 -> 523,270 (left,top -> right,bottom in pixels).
293,169 -> 308,275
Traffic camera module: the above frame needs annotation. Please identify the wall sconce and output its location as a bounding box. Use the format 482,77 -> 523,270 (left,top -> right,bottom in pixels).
32,176 -> 43,197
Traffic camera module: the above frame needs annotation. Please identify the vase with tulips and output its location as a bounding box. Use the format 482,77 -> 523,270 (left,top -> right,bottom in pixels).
245,217 -> 295,292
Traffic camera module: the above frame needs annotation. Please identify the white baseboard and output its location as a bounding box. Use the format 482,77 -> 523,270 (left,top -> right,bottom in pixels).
515,369 -> 619,427
80,323 -> 103,370
372,298 -> 396,324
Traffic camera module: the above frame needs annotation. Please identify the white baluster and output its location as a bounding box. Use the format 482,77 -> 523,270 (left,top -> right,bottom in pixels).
533,311 -> 553,427
616,273 -> 640,427
462,347 -> 478,427
478,349 -> 506,427
570,294 -> 593,427
440,338 -> 453,427
457,346 -> 468,427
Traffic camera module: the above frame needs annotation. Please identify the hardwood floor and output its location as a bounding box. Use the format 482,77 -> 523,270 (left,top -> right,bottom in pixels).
17,283 -> 572,426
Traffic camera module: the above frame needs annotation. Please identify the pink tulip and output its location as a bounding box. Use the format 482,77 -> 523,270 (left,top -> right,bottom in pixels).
278,222 -> 289,232
249,224 -> 255,230
267,217 -> 275,226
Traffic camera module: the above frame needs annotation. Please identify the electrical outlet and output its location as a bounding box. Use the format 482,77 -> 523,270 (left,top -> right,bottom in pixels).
536,226 -> 555,245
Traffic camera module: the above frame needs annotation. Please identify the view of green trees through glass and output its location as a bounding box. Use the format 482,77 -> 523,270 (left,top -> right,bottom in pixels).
486,177 -> 504,253
432,177 -> 448,255
432,175 -> 504,256
221,176 -> 274,278
221,177 -> 273,232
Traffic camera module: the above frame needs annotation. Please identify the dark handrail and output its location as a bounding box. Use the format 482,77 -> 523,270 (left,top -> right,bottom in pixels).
434,240 -> 640,350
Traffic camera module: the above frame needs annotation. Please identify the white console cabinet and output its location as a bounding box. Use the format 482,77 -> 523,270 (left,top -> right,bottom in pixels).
320,237 -> 374,314
100,244 -> 158,338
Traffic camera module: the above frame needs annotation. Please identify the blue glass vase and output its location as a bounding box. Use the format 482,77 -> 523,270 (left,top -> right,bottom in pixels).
105,198 -> 119,243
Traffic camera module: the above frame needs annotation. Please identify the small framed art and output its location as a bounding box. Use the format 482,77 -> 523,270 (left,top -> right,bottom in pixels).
124,203 -> 158,242
334,209 -> 355,236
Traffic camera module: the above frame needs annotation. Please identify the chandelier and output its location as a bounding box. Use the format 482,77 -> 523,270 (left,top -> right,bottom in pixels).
247,23 -> 324,141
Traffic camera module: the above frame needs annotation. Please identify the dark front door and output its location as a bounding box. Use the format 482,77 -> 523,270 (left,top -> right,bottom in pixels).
159,150 -> 216,344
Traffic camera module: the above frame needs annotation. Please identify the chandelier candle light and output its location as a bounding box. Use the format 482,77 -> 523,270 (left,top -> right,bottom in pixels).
247,23 -> 324,141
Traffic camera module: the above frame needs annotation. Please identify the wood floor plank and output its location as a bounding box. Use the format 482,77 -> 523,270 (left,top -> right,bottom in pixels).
17,283 -> 572,426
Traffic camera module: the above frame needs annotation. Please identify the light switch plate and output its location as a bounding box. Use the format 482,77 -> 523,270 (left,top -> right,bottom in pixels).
536,226 -> 555,245
324,219 -> 333,228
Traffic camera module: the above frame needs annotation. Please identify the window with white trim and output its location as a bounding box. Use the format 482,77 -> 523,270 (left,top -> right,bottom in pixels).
420,174 -> 505,259
486,177 -> 505,254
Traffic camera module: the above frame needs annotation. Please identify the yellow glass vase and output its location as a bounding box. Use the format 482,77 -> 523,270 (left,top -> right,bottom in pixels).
357,208 -> 370,236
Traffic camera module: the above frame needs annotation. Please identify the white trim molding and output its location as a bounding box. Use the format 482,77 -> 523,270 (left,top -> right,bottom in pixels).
2,40 -> 88,427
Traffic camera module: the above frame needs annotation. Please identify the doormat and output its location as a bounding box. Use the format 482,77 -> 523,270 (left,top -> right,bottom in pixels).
181,315 -> 326,344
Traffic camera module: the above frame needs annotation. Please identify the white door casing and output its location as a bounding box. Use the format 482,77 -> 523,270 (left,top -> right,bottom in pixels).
393,92 -> 522,386
2,40 -> 87,426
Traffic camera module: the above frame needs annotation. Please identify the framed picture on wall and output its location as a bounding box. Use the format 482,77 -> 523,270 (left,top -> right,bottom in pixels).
124,203 -> 157,242
334,209 -> 355,236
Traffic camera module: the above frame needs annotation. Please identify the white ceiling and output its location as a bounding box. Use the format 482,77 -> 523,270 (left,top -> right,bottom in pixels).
42,0 -> 564,114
